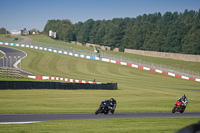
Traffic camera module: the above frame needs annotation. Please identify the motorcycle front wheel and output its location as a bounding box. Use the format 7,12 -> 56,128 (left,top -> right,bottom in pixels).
172,107 -> 176,113
95,108 -> 101,115
111,109 -> 115,114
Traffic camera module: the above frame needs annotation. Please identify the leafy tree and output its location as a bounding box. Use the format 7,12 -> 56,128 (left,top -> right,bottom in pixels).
43,9 -> 200,55
0,27 -> 7,34
79,19 -> 94,44
95,20 -> 106,45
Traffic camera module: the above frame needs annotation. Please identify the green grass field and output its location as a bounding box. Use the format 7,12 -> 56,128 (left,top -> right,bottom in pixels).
0,34 -> 23,43
29,35 -> 200,73
0,51 -> 3,57
0,35 -> 200,132
1,117 -> 200,133
0,44 -> 200,113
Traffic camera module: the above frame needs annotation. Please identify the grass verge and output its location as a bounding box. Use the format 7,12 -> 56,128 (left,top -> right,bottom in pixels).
0,50 -> 4,57
0,34 -> 23,44
29,35 -> 200,73
0,117 -> 199,133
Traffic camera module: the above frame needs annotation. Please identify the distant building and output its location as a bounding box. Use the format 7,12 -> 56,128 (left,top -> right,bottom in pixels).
49,30 -> 52,36
11,28 -> 29,36
29,29 -> 40,35
49,30 -> 56,39
21,28 -> 28,36
11,30 -> 21,35
53,32 -> 56,38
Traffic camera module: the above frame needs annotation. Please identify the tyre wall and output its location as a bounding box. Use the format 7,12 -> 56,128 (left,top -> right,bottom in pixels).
0,81 -> 117,90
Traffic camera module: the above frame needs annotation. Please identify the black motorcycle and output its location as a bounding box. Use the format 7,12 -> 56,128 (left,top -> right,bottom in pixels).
95,100 -> 115,115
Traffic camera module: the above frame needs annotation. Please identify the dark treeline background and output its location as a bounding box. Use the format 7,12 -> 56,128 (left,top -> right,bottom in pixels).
43,9 -> 200,55
0,27 -> 7,34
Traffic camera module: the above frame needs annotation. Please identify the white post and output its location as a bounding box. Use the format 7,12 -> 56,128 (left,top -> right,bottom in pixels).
14,56 -> 16,63
18,56 -> 21,70
2,57 -> 4,67
14,56 -> 17,68
8,56 -> 11,67
20,58 -> 21,70
9,56 -> 11,68
5,57 -> 7,67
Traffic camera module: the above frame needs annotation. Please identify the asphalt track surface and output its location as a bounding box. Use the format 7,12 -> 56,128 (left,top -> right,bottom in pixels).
0,112 -> 200,123
0,46 -> 32,75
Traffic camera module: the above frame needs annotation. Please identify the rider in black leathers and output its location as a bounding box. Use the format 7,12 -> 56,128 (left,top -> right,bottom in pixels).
108,98 -> 117,114
98,98 -> 117,114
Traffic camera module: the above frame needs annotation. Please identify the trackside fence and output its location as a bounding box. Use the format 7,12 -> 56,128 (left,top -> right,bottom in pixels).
0,67 -> 21,78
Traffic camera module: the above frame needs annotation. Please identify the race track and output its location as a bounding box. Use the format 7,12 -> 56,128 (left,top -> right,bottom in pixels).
0,46 -> 32,75
0,112 -> 200,123
1,46 -> 200,124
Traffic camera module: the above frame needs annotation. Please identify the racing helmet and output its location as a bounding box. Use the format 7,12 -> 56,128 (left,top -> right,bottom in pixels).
181,94 -> 186,99
110,98 -> 114,102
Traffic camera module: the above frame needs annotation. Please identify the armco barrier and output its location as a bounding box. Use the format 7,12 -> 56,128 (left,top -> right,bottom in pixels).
0,42 -> 200,82
0,81 -> 117,90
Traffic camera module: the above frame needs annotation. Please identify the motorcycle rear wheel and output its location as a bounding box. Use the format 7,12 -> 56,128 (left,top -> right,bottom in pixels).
180,110 -> 184,113
111,110 -> 115,114
104,111 -> 109,115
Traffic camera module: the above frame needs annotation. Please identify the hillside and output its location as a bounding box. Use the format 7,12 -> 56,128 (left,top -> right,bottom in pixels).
29,35 -> 200,77
1,43 -> 200,114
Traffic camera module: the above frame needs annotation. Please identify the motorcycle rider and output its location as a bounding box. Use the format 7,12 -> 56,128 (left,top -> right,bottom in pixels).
95,98 -> 117,115
100,98 -> 117,114
108,98 -> 117,114
177,94 -> 188,109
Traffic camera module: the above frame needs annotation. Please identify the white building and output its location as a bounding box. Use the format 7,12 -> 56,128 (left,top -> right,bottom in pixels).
49,30 -> 56,38
11,30 -> 21,35
49,30 -> 52,36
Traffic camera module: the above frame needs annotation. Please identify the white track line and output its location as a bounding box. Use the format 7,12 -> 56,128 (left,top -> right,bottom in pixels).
0,121 -> 40,124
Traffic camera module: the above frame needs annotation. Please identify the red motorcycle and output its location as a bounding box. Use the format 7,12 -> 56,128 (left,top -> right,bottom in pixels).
172,100 -> 186,113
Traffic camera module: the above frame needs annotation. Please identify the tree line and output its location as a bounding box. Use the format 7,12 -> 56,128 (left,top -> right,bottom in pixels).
0,27 -> 8,34
43,9 -> 200,55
